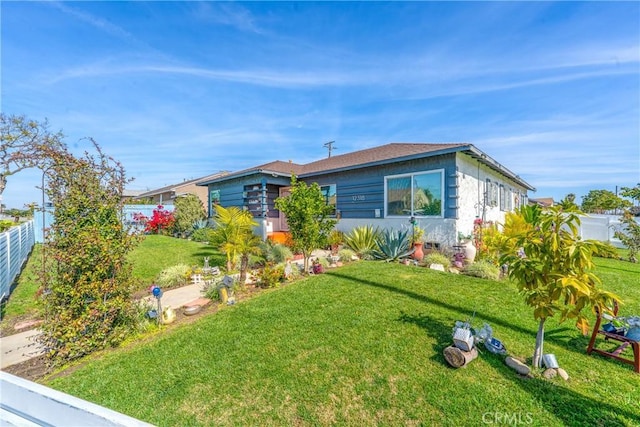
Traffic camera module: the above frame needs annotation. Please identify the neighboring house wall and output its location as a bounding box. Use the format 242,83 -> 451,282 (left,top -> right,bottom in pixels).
173,182 -> 209,208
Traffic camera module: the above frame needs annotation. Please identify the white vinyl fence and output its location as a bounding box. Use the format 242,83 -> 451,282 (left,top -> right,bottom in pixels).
578,214 -> 626,248
0,221 -> 35,300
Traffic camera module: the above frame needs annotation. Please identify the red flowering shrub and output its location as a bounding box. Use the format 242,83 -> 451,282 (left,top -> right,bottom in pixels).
135,205 -> 175,234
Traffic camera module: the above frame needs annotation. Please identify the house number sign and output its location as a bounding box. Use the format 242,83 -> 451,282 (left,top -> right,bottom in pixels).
352,195 -> 366,202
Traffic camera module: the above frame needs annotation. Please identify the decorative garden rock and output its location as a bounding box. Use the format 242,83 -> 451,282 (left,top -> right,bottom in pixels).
557,368 -> 570,381
505,356 -> 531,376
542,368 -> 557,379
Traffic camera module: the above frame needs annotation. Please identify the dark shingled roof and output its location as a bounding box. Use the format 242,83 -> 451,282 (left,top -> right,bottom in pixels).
196,142 -> 535,190
300,143 -> 468,175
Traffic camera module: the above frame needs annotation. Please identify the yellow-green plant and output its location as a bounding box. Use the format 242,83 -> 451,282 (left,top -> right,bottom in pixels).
500,205 -> 619,368
344,225 -> 380,259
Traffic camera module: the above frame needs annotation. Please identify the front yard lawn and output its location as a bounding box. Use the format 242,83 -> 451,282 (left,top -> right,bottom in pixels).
47,259 -> 640,426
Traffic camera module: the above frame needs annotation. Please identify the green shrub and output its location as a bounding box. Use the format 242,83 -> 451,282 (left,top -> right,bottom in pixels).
423,252 -> 451,269
344,225 -> 379,259
260,241 -> 293,265
191,227 -> 216,243
174,194 -> 206,235
463,260 -> 500,280
0,220 -> 15,232
338,248 -> 356,263
257,264 -> 285,289
328,229 -> 345,247
156,264 -> 191,288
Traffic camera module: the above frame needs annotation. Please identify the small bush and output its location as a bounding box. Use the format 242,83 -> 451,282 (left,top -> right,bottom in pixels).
0,219 -> 15,232
191,228 -> 216,243
338,248 -> 357,263
423,252 -> 451,269
259,241 -> 294,265
257,265 -> 285,288
156,264 -> 191,288
201,278 -> 223,301
463,260 -> 500,280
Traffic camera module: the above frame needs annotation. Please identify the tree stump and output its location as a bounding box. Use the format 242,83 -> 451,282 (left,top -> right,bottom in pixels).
443,345 -> 478,368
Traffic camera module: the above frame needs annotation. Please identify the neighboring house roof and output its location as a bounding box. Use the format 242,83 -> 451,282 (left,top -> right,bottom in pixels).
137,171 -> 228,199
196,143 -> 535,191
529,197 -> 555,207
122,189 -> 145,198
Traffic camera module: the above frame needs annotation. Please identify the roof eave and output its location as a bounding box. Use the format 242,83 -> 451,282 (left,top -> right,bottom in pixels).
197,169 -> 292,186
464,146 -> 536,191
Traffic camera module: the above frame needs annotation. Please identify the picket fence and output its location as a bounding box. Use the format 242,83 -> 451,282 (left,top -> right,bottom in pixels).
0,221 -> 35,301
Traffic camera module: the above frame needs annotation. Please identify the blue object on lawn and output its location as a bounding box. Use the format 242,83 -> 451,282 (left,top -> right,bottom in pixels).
485,337 -> 507,355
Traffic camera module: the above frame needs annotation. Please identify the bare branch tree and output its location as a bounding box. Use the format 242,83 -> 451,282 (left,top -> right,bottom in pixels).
0,113 -> 65,200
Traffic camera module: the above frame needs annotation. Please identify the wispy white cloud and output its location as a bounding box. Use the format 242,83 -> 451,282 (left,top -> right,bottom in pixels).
189,2 -> 264,34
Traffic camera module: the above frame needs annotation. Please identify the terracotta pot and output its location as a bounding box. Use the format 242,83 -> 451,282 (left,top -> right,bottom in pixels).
412,242 -> 424,261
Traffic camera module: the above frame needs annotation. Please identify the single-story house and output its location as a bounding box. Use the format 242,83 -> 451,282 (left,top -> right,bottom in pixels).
135,172 -> 228,208
197,143 -> 535,247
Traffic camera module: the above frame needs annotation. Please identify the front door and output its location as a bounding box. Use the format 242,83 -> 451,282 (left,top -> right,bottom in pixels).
279,187 -> 290,231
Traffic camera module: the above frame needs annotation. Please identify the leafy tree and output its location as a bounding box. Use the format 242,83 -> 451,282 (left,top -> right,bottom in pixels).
38,140 -> 140,365
614,209 -> 640,263
500,205 -> 619,369
173,194 -> 206,235
275,175 -> 337,272
620,184 -> 640,205
211,205 -> 258,272
558,193 -> 578,211
581,189 -> 630,214
0,113 -> 64,202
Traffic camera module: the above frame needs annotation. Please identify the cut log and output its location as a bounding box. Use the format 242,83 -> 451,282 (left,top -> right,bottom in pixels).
443,345 -> 478,368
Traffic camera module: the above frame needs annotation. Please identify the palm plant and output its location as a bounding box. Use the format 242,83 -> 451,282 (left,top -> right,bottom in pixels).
210,205 -> 258,272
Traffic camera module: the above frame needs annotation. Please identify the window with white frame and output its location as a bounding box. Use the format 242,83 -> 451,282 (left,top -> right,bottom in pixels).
486,179 -> 498,207
499,185 -> 506,211
385,170 -> 443,217
506,187 -> 513,211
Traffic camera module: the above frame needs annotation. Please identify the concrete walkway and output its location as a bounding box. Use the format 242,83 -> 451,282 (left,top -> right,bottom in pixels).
1,284 -> 206,370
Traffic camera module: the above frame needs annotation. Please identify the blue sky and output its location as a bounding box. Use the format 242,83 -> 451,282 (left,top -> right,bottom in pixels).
2,1 -> 639,209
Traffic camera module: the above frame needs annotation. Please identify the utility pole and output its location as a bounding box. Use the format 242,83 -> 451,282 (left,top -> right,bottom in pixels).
324,141 -> 337,158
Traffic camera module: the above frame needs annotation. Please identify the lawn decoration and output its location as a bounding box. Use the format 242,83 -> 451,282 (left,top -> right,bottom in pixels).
150,285 -> 163,325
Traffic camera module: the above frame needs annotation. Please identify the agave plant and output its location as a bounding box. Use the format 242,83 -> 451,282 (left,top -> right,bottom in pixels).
192,219 -> 209,230
343,225 -> 380,260
372,228 -> 414,262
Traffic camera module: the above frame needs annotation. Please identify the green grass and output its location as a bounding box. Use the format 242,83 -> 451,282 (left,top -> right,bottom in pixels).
47,260 -> 640,426
130,234 -> 225,284
1,235 -> 225,328
0,244 -> 42,322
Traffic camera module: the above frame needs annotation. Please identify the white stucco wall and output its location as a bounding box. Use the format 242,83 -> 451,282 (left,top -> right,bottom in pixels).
455,154 -> 530,239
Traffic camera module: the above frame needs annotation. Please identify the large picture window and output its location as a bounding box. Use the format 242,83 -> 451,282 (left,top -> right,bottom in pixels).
385,170 -> 443,217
